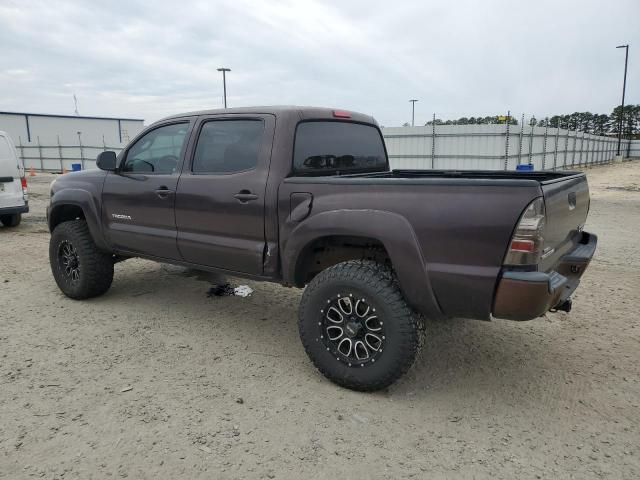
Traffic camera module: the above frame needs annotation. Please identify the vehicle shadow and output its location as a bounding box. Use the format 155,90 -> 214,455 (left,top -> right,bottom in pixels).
393,315 -> 582,403
103,262 -> 581,403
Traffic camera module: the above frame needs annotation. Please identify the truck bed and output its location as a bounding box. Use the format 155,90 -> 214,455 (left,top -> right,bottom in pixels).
386,170 -> 583,183
289,169 -> 585,186
283,167 -> 590,320
360,169 -> 582,184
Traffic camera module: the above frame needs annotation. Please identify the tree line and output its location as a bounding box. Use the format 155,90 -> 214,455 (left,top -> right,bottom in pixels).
417,105 -> 640,138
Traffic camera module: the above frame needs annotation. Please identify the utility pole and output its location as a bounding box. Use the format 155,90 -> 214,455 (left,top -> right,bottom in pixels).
409,99 -> 418,126
217,68 -> 231,108
616,45 -> 629,156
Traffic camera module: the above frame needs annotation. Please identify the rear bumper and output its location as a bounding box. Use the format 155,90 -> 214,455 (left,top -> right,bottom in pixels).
492,231 -> 597,321
0,203 -> 29,216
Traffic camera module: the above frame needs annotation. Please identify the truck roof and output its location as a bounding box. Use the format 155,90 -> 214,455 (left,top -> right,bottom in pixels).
158,106 -> 377,126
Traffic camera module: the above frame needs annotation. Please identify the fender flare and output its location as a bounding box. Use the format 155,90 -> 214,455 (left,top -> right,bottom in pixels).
48,188 -> 109,251
282,209 -> 442,318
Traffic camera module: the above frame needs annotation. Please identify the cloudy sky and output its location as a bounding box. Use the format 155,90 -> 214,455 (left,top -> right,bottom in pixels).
0,0 -> 638,126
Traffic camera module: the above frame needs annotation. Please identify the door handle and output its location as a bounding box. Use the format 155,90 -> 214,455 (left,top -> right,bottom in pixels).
155,186 -> 174,198
234,190 -> 258,203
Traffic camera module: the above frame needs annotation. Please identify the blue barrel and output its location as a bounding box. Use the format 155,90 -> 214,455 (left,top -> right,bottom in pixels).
516,163 -> 534,172
71,163 -> 82,172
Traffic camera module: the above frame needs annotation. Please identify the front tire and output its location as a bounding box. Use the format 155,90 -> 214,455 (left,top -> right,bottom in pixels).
0,213 -> 21,227
298,260 -> 421,391
49,220 -> 114,299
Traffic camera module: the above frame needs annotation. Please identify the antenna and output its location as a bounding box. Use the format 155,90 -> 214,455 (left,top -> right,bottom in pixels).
73,94 -> 79,116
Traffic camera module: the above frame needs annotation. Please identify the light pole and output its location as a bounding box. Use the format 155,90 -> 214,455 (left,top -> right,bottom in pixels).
409,99 -> 418,126
217,67 -> 231,108
616,45 -> 629,156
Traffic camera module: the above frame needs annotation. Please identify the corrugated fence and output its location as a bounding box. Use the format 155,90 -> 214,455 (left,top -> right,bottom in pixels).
14,123 -> 640,172
16,140 -> 125,173
383,124 -> 640,170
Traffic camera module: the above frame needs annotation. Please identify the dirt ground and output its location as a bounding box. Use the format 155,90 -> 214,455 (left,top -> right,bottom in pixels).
1,162 -> 639,479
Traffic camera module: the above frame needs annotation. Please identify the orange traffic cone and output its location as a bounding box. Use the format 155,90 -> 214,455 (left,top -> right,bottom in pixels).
29,166 -> 36,177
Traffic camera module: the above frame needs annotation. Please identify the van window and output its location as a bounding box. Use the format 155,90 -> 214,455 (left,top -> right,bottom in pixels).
0,136 -> 13,160
293,121 -> 387,175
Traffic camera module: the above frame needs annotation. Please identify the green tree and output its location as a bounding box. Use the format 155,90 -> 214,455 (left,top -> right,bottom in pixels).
581,112 -> 594,133
592,114 -> 610,135
609,105 -> 639,136
548,115 -> 562,128
568,113 -> 581,130
625,105 -> 640,136
414,105 -> 638,134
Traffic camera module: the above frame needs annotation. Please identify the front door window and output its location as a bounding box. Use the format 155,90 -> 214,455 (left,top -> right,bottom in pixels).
122,123 -> 189,174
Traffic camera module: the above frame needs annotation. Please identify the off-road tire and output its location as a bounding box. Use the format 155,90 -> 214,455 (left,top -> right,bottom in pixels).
49,220 -> 114,299
0,213 -> 21,227
298,260 -> 421,391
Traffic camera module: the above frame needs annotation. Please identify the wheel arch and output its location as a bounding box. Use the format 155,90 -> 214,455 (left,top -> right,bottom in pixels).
282,209 -> 442,318
49,203 -> 85,229
293,234 -> 390,285
48,189 -> 108,251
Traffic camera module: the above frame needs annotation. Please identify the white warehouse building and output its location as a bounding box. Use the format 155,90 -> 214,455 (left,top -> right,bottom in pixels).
0,111 -> 145,171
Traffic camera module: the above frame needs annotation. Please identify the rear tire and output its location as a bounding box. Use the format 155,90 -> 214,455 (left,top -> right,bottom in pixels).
49,220 -> 114,299
0,213 -> 21,227
298,260 -> 421,391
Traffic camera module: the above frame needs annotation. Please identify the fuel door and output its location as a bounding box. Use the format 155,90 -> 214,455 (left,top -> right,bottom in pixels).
290,192 -> 313,222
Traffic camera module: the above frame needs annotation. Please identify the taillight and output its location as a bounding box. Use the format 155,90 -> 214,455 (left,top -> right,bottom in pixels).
503,197 -> 545,266
20,176 -> 28,201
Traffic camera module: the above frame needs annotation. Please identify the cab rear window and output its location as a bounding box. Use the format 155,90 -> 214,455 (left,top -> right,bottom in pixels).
293,121 -> 387,175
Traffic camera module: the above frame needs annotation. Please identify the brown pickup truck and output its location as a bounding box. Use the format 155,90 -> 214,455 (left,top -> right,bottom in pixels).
47,106 -> 597,391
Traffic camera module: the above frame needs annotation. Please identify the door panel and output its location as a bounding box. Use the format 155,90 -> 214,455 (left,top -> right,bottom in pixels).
102,173 -> 181,258
175,115 -> 275,274
102,121 -> 191,259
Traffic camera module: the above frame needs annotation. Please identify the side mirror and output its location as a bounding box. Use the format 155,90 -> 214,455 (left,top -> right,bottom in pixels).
96,151 -> 117,171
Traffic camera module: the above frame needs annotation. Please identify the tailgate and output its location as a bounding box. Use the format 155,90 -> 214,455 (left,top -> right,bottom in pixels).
540,173 -> 590,272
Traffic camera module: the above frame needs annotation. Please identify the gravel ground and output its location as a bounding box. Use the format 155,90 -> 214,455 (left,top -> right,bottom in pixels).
1,162 -> 639,479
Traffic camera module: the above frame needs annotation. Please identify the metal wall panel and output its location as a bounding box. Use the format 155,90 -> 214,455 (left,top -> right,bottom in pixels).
383,125 -> 639,170
0,112 -> 145,171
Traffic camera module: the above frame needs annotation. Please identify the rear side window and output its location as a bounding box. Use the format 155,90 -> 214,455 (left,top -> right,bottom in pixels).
193,120 -> 264,174
293,121 -> 387,175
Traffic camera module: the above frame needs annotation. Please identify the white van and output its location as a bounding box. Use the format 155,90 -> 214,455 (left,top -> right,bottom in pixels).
0,131 -> 28,227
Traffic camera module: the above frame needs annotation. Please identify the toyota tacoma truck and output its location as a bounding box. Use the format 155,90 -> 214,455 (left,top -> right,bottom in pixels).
47,106 -> 597,391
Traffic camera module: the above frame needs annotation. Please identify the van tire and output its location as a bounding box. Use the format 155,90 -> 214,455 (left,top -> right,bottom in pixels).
0,213 -> 21,227
50,220 -> 114,299
298,260 -> 421,391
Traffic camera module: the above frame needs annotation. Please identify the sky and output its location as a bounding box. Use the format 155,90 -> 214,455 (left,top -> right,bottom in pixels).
0,0 -> 638,126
